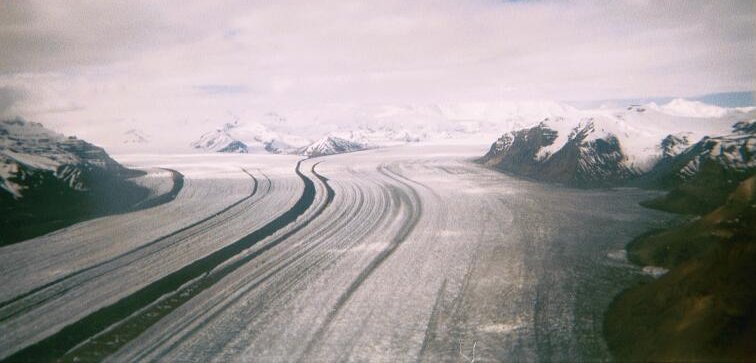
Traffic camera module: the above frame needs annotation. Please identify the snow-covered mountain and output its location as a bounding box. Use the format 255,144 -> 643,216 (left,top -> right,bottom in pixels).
479,119 -> 636,186
0,118 -> 158,244
123,129 -> 150,144
649,98 -> 730,118
191,121 -> 309,154
632,119 -> 756,213
0,118 -> 136,198
299,136 -> 367,157
187,99 -> 753,159
324,126 -> 421,149
480,104 -> 754,188
320,101 -> 579,144
656,121 -> 755,182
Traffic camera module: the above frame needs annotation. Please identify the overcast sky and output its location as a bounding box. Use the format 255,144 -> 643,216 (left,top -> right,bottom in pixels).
0,0 -> 753,142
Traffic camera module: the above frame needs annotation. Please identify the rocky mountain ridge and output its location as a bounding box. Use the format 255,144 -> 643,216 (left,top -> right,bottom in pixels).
480,108 -> 754,193
0,118 -> 137,198
0,118 -> 153,245
298,136 -> 367,157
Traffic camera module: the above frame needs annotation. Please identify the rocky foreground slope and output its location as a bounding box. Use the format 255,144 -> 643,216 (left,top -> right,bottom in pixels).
0,118 -> 153,245
605,176 -> 756,361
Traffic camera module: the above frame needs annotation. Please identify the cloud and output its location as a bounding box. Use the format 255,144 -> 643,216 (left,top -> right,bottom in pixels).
0,0 -> 753,142
195,84 -> 251,95
0,1 -> 245,73
0,87 -> 25,118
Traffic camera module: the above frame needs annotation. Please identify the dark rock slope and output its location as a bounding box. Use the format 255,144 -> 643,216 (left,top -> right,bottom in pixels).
605,176 -> 756,361
637,120 -> 755,214
299,136 -> 367,158
481,117 -> 754,196
479,120 -> 636,187
0,118 -> 153,245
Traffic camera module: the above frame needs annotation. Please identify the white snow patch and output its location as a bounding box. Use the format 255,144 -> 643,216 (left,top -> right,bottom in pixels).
642,266 -> 669,278
516,105 -> 741,173
650,98 -> 729,118
191,121 -> 310,154
300,136 -> 366,157
606,249 -> 628,262
479,319 -> 525,334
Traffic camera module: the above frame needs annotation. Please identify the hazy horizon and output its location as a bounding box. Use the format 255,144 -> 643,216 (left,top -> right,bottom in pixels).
1,1 -> 754,140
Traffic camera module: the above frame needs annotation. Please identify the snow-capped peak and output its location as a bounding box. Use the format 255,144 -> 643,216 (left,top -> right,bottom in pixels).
658,132 -> 693,159
191,121 -> 309,154
650,98 -> 729,118
123,129 -> 150,144
300,136 -> 367,157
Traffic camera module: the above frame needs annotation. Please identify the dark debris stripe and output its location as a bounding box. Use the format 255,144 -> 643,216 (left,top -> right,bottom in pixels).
129,168 -> 185,210
298,164 -> 422,360
1,162 -> 317,363
122,162 -> 337,361
0,169 -> 258,322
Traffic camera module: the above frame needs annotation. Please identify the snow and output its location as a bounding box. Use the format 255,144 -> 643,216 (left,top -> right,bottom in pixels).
190,121 -> 310,154
0,161 -> 20,196
186,101 -> 588,155
660,132 -> 693,158
677,129 -> 756,178
300,135 -> 367,157
642,266 -> 669,278
0,119 -> 88,197
105,98 -> 752,161
0,144 -> 673,362
521,105 -> 747,172
309,100 -> 749,166
327,126 -> 421,148
607,249 -> 628,262
650,98 -> 730,118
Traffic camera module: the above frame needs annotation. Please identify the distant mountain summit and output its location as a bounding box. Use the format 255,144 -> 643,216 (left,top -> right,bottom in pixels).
650,98 -> 730,118
191,122 -> 246,153
191,121 -> 309,154
123,129 -> 150,144
329,126 -> 422,147
298,136 -> 367,157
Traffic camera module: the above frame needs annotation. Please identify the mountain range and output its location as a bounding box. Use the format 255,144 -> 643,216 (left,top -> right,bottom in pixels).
479,102 -> 755,209
187,99 -> 753,160
190,120 -> 310,154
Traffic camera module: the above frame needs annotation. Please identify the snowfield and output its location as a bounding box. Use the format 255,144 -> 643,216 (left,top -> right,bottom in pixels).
1,145 -> 676,361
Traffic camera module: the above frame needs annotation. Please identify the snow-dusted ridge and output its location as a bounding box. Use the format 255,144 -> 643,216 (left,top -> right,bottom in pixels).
298,135 -> 367,157
0,118 -> 132,198
188,98 -> 753,160
481,103 -> 755,187
645,119 -> 756,184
